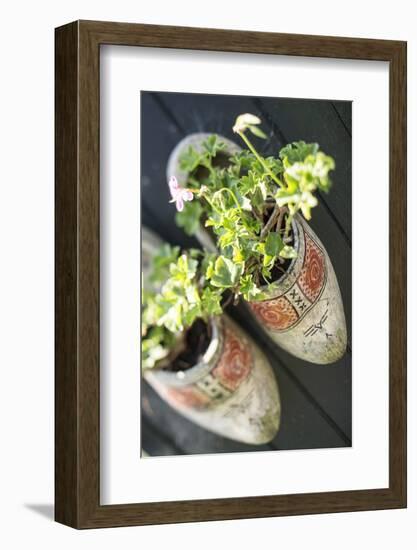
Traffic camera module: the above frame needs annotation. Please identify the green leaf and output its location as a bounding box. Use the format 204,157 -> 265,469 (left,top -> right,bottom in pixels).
239,171 -> 258,196
211,256 -> 243,288
275,189 -> 301,208
149,244 -> 180,284
175,201 -> 203,236
159,301 -> 183,332
232,244 -> 244,263
205,259 -> 215,280
279,141 -> 319,163
170,254 -> 198,283
264,156 -> 284,176
218,228 -> 237,249
309,152 -> 335,192
230,150 -> 256,171
258,180 -> 268,200
183,304 -> 202,327
255,242 -> 266,256
262,254 -> 275,270
185,284 -> 200,305
299,191 -> 318,220
239,274 -> 262,301
264,232 -> 284,257
202,134 -> 225,157
179,146 -> 203,173
279,245 -> 297,259
251,186 -> 265,210
278,147 -> 335,222
201,287 -> 223,316
141,325 -> 176,370
261,265 -> 273,280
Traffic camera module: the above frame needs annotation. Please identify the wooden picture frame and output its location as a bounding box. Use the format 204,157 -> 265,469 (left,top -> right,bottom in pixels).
55,20 -> 407,528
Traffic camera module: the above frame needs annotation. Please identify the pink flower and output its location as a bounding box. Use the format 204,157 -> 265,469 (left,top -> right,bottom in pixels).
168,176 -> 194,212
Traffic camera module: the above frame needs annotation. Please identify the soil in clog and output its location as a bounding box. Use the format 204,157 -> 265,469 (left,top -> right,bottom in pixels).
166,319 -> 212,373
192,151 -> 231,182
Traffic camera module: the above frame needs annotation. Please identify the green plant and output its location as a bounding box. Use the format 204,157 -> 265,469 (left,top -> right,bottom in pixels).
141,245 -> 223,370
143,114 -> 336,369
172,113 -> 335,301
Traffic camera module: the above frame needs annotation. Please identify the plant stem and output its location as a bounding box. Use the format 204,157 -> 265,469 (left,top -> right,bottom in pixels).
252,206 -> 263,223
237,131 -> 284,189
222,292 -> 235,309
213,187 -> 243,212
201,193 -> 222,216
203,160 -> 216,177
260,203 -> 281,240
276,206 -> 288,234
284,212 -> 294,240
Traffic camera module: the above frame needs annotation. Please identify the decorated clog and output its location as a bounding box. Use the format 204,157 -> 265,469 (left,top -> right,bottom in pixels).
141,226 -> 281,444
167,134 -> 347,364
247,215 -> 347,364
145,316 -> 280,444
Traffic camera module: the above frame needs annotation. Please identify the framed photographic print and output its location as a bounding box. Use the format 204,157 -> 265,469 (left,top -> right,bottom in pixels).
55,20 -> 407,528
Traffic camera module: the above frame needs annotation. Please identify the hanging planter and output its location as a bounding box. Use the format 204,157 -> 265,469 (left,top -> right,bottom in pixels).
166,114 -> 347,364
247,215 -> 346,364
145,315 -> 280,444
141,236 -> 281,444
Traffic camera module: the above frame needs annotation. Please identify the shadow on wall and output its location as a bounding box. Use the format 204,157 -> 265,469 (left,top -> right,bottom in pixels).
24,503 -> 54,521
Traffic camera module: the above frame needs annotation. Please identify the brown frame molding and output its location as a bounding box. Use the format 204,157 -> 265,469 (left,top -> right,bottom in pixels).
55,20 -> 407,529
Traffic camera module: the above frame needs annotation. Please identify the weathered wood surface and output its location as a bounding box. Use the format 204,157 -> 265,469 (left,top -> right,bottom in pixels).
141,91 -> 352,456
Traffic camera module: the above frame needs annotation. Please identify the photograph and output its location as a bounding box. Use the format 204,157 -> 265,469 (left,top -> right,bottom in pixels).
0,1 -> 408,542
140,91 -> 352,457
